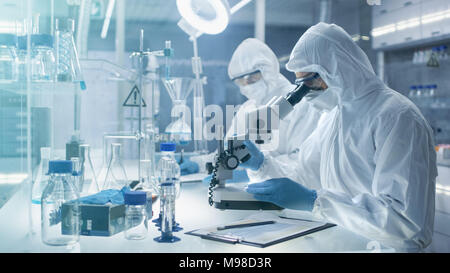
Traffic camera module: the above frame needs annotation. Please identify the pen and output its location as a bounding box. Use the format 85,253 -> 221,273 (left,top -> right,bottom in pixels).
216,220 -> 276,230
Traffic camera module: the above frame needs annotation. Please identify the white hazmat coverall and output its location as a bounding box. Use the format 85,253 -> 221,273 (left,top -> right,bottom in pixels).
248,23 -> 437,252
191,38 -> 323,174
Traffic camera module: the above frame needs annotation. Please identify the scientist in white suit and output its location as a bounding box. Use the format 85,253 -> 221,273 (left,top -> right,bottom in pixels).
243,23 -> 437,252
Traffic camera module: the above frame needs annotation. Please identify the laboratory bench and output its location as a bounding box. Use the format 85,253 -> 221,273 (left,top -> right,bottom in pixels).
0,177 -> 392,253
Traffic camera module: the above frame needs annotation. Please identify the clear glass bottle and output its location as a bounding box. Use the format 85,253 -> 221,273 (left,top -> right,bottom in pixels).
0,33 -> 18,83
124,191 -> 148,240
41,160 -> 80,246
70,157 -> 82,194
80,144 -> 100,194
31,34 -> 55,82
155,143 -> 181,230
157,143 -> 181,198
31,147 -> 51,235
103,143 -> 128,190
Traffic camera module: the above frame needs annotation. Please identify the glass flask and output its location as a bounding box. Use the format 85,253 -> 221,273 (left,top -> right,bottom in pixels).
96,138 -> 110,191
41,160 -> 80,246
80,144 -> 100,194
31,147 -> 51,235
0,33 -> 18,83
124,191 -> 148,240
31,34 -> 55,82
102,143 -> 128,190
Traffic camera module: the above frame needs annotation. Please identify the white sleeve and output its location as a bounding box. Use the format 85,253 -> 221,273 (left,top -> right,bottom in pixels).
312,112 -> 437,251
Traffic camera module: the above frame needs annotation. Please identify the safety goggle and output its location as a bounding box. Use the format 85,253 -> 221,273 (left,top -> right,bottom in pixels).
294,73 -> 321,87
232,70 -> 263,87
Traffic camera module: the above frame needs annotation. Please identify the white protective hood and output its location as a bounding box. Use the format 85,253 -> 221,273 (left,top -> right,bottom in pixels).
226,38 -> 323,155
228,38 -> 292,105
249,23 -> 438,252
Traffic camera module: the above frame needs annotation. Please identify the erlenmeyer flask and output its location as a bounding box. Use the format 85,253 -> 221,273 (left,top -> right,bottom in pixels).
31,147 -> 51,235
80,144 -> 99,194
103,143 -> 128,190
96,137 -> 110,190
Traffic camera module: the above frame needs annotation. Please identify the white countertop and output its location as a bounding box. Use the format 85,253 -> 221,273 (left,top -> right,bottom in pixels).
0,177 -> 392,253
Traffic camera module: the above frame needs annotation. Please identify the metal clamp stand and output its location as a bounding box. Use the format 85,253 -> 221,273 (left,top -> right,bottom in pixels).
127,29 -> 173,183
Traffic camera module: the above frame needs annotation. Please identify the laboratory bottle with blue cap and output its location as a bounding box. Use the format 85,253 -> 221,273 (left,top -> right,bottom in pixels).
155,143 -> 181,230
157,142 -> 181,197
41,160 -> 80,246
124,191 -> 148,240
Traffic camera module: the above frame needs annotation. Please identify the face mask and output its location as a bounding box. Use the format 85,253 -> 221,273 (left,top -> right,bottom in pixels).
240,80 -> 268,102
304,90 -> 324,101
308,88 -> 339,112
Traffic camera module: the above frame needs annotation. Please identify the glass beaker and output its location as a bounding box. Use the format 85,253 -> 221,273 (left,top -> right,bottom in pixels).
102,143 -> 128,190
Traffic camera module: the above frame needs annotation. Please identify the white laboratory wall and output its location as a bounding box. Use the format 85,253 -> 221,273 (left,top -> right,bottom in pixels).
372,0 -> 450,49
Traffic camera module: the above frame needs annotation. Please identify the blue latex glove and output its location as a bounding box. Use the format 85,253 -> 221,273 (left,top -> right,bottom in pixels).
180,160 -> 199,176
77,186 -> 130,205
246,178 -> 317,211
240,140 -> 264,171
202,169 -> 249,185
202,174 -> 213,185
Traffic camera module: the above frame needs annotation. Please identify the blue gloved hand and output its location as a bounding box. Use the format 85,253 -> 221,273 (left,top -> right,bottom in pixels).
180,160 -> 199,176
240,140 -> 264,171
77,186 -> 131,205
246,178 -> 317,211
202,174 -> 213,185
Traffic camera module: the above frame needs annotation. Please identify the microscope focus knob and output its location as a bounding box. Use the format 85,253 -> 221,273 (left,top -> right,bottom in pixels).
223,155 -> 239,170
